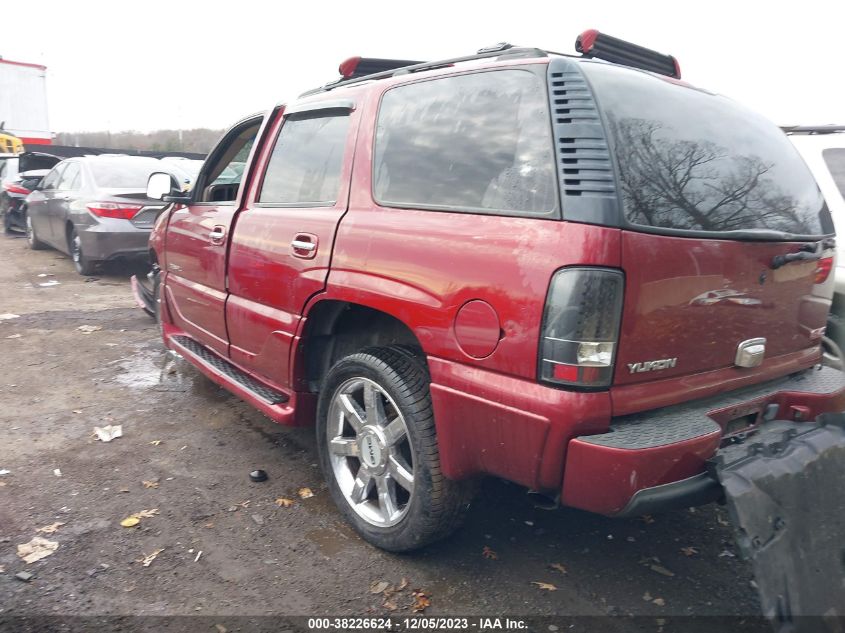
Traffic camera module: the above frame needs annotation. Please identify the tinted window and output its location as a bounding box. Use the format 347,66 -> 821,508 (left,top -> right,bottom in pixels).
374,70 -> 557,216
89,159 -> 161,188
822,148 -> 845,201
259,114 -> 349,205
582,62 -> 831,236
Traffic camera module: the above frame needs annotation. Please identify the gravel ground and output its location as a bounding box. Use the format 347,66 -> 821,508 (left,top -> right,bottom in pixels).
0,233 -> 764,631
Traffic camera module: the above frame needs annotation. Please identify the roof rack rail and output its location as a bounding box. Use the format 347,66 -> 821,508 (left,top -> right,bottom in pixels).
575,29 -> 680,79
781,125 -> 845,135
299,46 -> 548,97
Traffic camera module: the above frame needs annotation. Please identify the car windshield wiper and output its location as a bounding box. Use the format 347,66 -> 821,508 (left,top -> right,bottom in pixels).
770,237 -> 836,270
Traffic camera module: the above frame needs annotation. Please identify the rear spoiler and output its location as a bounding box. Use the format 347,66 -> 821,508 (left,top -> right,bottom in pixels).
575,30 -> 681,79
781,125 -> 845,135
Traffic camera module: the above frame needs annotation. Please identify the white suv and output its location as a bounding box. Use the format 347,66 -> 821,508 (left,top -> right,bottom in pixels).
787,125 -> 845,359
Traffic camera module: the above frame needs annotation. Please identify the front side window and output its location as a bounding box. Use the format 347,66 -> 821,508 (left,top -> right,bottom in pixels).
822,148 -> 845,201
258,114 -> 350,206
374,69 -> 557,216
582,61 -> 832,237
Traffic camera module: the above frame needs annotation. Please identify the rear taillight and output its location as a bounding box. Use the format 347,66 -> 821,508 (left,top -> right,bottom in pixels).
539,267 -> 624,388
86,202 -> 143,220
3,183 -> 30,195
814,257 -> 834,284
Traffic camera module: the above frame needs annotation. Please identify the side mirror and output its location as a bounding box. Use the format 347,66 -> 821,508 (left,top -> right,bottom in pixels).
147,172 -> 175,200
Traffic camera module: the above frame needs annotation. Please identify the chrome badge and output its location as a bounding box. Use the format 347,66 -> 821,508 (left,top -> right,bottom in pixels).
628,358 -> 677,374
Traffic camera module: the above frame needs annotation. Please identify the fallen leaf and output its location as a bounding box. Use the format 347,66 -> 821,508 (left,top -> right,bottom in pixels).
649,564 -> 675,578
36,522 -> 65,535
275,497 -> 295,508
215,625 -> 228,633
530,581 -> 557,591
383,599 -> 399,611
717,514 -> 730,527
653,597 -> 666,607
76,325 -> 102,334
411,590 -> 431,612
482,546 -> 498,560
643,592 -> 653,602
136,548 -> 164,567
681,547 -> 699,557
149,440 -> 162,446
132,509 -> 160,519
0,564 -> 4,573
298,487 -> 314,499
120,517 -> 140,528
72,410 -> 82,414
397,577 -> 409,591
640,515 -> 655,524
549,562 -> 568,575
370,580 -> 390,594
142,481 -> 159,489
5,334 -> 21,339
239,500 -> 251,508
204,522 -> 215,528
17,537 -> 59,564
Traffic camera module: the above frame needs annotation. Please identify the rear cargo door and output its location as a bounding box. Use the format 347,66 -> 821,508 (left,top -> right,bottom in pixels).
615,232 -> 832,386
572,61 -> 836,392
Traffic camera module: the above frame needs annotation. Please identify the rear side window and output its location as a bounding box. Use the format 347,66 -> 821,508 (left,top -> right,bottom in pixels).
258,114 -> 350,206
822,148 -> 845,201
41,164 -> 64,190
89,160 -> 160,189
374,70 -> 557,216
57,163 -> 81,190
582,62 -> 832,236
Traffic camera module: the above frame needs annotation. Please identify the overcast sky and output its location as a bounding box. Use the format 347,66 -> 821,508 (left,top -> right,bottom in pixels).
2,0 -> 843,133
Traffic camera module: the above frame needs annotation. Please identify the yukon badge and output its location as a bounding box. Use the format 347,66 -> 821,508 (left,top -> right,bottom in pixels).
628,358 -> 677,374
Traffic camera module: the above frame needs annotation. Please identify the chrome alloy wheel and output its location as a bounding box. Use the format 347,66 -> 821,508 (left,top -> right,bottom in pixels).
326,377 -> 414,527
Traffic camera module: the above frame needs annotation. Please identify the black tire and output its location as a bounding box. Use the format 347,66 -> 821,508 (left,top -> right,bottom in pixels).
316,345 -> 474,552
3,207 -> 13,235
25,212 -> 47,250
69,228 -> 97,276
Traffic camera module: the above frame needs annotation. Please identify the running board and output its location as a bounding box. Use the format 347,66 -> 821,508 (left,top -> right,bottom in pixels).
170,335 -> 289,405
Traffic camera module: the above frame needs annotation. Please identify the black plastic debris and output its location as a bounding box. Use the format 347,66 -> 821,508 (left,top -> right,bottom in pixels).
249,469 -> 268,483
714,415 -> 845,632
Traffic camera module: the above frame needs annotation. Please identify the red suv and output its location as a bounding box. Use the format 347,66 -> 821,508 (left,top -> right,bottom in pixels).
137,32 -> 845,551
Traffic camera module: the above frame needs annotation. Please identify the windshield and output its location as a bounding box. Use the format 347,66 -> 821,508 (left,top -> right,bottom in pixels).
582,62 -> 833,237
88,158 -> 162,189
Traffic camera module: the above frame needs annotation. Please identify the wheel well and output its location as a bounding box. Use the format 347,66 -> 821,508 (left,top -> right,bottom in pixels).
302,301 -> 423,392
65,221 -> 75,247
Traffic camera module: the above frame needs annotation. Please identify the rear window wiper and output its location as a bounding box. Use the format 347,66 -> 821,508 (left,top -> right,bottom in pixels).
771,238 -> 836,270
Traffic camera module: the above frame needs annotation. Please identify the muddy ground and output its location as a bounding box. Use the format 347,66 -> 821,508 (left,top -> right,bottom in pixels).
0,233 -> 764,631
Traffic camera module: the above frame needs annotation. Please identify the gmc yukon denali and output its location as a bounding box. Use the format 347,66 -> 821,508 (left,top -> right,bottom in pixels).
134,32 -> 845,555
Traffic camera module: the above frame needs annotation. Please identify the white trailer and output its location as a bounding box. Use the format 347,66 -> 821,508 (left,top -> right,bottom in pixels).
0,58 -> 50,145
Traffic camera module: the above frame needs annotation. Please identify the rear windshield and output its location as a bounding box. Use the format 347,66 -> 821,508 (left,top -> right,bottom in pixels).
582,62 -> 832,237
89,159 -> 160,189
822,148 -> 845,201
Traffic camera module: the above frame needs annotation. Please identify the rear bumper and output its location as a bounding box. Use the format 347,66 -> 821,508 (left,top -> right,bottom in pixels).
76,219 -> 151,261
561,365 -> 845,515
428,356 -> 845,516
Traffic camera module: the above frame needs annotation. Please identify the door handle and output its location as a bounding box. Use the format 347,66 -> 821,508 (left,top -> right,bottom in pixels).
291,233 -> 319,259
290,240 -> 316,252
209,226 -> 226,244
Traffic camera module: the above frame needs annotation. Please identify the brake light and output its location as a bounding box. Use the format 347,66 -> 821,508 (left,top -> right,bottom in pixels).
86,202 -> 143,220
814,256 -> 834,284
3,183 -> 30,195
539,268 -> 624,388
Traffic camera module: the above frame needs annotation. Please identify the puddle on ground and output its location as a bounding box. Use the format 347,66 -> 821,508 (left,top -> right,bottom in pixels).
112,348 -> 194,391
305,527 -> 351,556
